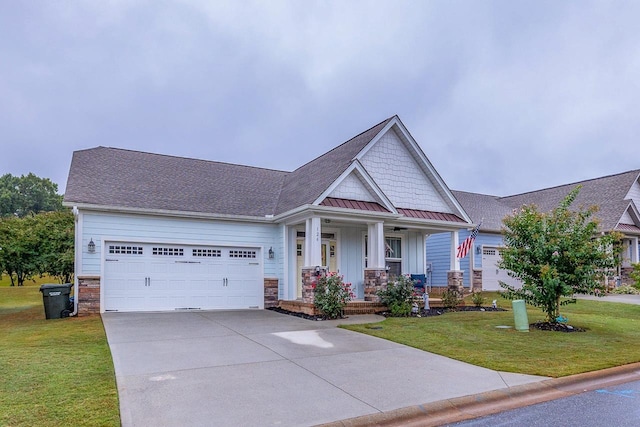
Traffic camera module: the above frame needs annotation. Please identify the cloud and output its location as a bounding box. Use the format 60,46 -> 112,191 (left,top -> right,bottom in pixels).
0,1 -> 638,197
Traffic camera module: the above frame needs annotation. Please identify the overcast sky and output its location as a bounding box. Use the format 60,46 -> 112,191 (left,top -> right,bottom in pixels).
1,1 -> 639,198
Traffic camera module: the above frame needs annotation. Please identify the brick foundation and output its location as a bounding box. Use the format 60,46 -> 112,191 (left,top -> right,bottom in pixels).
264,278 -> 279,308
278,300 -> 387,316
364,269 -> 388,302
77,275 -> 101,316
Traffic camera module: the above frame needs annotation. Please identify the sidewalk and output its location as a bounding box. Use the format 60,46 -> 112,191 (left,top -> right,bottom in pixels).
318,362 -> 640,427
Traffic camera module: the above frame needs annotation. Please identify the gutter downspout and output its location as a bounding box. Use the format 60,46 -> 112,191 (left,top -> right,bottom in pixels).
70,206 -> 79,316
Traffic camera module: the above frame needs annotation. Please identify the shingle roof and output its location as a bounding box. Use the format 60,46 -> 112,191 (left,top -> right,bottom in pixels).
451,191 -> 512,232
274,117 -> 393,214
64,147 -> 288,217
453,170 -> 640,233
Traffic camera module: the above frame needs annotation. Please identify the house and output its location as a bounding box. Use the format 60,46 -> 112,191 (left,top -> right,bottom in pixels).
63,116 -> 472,315
426,170 -> 640,291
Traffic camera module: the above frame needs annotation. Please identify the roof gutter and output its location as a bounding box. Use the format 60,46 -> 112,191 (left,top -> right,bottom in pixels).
62,202 -> 276,223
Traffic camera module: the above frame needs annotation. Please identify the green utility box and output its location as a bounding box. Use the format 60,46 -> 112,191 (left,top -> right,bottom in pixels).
40,283 -> 73,319
512,299 -> 529,332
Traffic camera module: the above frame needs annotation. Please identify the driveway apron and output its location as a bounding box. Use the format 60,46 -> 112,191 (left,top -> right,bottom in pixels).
102,310 -> 545,427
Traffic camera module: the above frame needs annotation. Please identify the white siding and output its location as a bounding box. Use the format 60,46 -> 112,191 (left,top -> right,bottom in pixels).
80,211 -> 283,282
620,210 -> 634,224
625,179 -> 640,206
360,129 -> 452,212
339,227 -> 366,298
329,173 -> 376,202
405,231 -> 425,275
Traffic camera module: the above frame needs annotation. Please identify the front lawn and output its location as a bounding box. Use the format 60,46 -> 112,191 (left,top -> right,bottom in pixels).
343,294 -> 640,377
0,285 -> 120,426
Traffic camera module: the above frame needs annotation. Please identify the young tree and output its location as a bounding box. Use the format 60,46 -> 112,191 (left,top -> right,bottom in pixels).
499,187 -> 622,323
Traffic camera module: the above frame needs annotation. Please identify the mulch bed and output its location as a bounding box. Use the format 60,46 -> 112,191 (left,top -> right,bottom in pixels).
530,321 -> 586,332
269,306 -> 586,332
268,305 -> 506,321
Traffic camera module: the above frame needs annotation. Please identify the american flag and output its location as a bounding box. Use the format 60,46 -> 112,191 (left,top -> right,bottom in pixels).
456,221 -> 482,259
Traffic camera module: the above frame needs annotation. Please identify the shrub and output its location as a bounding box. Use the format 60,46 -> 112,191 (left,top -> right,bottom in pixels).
611,285 -> 640,295
313,273 -> 354,319
377,275 -> 416,316
629,263 -> 640,290
471,291 -> 486,307
442,288 -> 462,309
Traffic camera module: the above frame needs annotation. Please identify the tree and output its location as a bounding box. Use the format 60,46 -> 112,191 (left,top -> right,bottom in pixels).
0,173 -> 63,217
499,186 -> 622,323
0,215 -> 40,286
35,211 -> 75,283
0,210 -> 74,285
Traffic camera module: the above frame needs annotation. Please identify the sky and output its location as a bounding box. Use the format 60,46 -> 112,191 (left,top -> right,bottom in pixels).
1,1 -> 639,198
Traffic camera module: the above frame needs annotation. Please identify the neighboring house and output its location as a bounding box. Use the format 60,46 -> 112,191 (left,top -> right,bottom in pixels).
63,116 -> 472,315
426,170 -> 640,291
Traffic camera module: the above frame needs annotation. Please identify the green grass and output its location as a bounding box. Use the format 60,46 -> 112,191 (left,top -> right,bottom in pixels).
0,274 -> 62,288
344,292 -> 640,378
0,285 -> 120,426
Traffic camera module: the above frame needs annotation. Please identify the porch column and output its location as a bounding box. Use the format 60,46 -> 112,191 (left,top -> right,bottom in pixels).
450,230 -> 460,271
304,217 -> 322,267
367,222 -> 385,268
448,230 -> 463,294
365,221 -> 386,302
631,237 -> 639,264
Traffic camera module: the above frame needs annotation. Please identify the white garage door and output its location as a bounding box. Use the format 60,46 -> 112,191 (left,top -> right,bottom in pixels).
103,243 -> 263,312
481,247 -> 523,291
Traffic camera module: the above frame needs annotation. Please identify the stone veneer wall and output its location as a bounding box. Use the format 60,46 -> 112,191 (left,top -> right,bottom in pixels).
472,269 -> 483,291
447,270 -> 464,295
364,269 -> 387,302
264,278 -> 279,308
301,267 -> 327,304
620,267 -> 634,286
77,276 -> 101,316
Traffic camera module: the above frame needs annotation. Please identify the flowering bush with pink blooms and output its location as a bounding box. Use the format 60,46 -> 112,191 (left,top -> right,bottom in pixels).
313,272 -> 354,319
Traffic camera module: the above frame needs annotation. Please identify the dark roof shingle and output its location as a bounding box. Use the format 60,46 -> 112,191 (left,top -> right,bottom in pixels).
64,147 -> 288,217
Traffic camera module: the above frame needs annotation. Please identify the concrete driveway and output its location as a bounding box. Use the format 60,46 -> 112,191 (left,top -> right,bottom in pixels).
102,310 -> 545,427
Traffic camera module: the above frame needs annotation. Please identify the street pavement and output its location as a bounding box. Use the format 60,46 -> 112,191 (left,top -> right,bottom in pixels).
446,379 -> 640,427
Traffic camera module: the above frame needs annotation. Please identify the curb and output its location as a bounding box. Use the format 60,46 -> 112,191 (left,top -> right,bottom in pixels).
316,362 -> 640,427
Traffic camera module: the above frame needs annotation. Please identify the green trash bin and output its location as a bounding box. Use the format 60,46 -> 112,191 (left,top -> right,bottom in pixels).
512,299 -> 529,332
40,284 -> 73,319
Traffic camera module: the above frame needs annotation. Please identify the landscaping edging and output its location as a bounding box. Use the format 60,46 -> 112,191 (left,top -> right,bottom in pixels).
317,362 -> 640,427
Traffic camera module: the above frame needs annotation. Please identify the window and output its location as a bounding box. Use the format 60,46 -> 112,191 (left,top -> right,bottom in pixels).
385,237 -> 402,277
192,249 -> 221,257
152,247 -> 184,256
364,235 -> 402,277
229,250 -> 257,259
108,245 -> 143,255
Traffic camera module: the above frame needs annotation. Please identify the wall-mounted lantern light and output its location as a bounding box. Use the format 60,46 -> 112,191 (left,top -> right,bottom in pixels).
314,266 -> 321,277
268,247 -> 275,259
88,238 -> 96,254
476,245 -> 481,255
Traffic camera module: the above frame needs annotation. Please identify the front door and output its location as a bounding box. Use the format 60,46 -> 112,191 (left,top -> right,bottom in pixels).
296,238 -> 337,298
